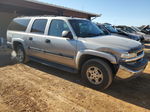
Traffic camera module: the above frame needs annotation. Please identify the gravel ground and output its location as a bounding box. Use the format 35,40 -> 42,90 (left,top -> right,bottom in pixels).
0,45 -> 150,112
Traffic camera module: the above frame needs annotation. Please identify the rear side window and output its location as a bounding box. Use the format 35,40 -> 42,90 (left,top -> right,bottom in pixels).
31,19 -> 47,34
48,20 -> 70,37
8,18 -> 30,32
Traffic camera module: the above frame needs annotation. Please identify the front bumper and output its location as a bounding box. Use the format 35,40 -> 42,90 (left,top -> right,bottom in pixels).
116,58 -> 148,79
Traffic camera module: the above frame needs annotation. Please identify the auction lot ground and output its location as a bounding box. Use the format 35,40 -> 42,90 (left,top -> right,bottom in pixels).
0,44 -> 150,112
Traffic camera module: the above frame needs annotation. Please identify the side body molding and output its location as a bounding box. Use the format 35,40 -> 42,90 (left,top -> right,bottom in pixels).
75,50 -> 117,69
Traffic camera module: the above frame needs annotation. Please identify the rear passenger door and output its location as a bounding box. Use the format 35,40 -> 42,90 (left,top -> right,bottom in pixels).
44,19 -> 77,67
27,19 -> 48,58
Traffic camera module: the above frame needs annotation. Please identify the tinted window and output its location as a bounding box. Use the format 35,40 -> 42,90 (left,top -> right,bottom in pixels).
31,19 -> 47,34
48,20 -> 70,37
104,24 -> 118,33
126,27 -> 136,33
8,18 -> 30,31
97,25 -> 110,35
69,19 -> 105,37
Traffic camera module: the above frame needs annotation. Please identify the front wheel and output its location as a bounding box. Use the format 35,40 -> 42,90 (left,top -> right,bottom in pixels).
81,59 -> 113,90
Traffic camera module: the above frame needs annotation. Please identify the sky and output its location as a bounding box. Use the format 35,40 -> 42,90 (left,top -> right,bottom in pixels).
39,0 -> 150,26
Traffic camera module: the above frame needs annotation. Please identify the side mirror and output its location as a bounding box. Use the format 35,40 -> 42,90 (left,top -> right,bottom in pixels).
62,31 -> 73,39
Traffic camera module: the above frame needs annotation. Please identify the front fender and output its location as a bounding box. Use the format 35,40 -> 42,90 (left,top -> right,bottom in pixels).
75,50 -> 118,69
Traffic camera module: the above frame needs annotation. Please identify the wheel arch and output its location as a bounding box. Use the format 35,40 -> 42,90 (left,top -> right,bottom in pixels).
12,38 -> 25,51
76,50 -> 119,75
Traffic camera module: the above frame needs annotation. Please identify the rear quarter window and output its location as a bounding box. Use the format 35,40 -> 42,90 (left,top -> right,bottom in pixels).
8,18 -> 30,32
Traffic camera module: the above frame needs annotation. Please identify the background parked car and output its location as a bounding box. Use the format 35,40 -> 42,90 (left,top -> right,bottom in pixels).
116,25 -> 145,42
97,23 -> 141,42
131,26 -> 141,32
131,26 -> 150,42
94,23 -> 110,35
139,25 -> 150,35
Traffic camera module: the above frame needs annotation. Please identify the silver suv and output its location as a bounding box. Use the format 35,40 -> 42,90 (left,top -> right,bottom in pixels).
7,16 -> 148,90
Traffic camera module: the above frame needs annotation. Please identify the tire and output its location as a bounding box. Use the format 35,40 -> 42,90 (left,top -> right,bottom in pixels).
81,59 -> 113,90
15,44 -> 28,63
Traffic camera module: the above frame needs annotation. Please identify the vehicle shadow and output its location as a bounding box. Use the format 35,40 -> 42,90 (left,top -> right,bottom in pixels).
104,73 -> 150,110
26,61 -> 83,85
26,60 -> 150,110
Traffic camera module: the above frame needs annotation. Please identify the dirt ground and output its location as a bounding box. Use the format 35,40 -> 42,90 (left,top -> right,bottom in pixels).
0,45 -> 150,112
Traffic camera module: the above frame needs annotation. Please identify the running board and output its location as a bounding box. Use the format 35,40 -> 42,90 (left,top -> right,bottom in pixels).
29,56 -> 78,74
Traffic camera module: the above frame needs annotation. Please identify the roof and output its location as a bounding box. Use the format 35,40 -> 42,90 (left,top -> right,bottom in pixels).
14,16 -> 89,21
26,0 -> 100,17
0,0 -> 101,19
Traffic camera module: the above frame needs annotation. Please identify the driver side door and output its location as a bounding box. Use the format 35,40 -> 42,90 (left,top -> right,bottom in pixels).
44,19 -> 77,67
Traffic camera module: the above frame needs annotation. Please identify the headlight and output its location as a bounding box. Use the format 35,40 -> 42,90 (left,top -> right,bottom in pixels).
121,52 -> 137,58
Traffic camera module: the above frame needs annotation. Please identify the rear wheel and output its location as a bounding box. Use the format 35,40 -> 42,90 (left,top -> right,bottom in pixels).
81,59 -> 113,90
15,44 -> 28,63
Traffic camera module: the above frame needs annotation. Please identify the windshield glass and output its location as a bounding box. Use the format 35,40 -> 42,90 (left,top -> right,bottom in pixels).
132,27 -> 141,32
69,19 -> 106,37
97,25 -> 110,35
125,27 -> 136,33
104,24 -> 118,33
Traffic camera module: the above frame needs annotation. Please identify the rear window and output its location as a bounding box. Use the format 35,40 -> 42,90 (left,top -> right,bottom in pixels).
8,18 -> 30,32
31,19 -> 47,34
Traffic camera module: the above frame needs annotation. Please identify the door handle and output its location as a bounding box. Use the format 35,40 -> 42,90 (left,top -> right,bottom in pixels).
45,39 -> 51,43
29,37 -> 33,41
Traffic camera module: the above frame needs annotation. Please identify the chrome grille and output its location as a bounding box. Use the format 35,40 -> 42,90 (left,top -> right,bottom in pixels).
128,45 -> 143,53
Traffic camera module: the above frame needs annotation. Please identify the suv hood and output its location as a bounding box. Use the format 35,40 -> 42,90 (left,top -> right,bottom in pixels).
78,35 -> 142,53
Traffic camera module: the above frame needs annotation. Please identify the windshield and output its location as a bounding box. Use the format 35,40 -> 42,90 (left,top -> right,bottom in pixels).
132,27 -> 141,32
124,27 -> 136,33
104,24 -> 118,33
97,25 -> 110,35
69,19 -> 106,37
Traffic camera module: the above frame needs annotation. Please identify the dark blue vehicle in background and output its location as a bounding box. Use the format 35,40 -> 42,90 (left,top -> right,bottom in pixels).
97,23 -> 142,42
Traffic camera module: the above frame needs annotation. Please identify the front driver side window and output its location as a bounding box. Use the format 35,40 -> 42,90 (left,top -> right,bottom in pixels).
48,20 -> 70,37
